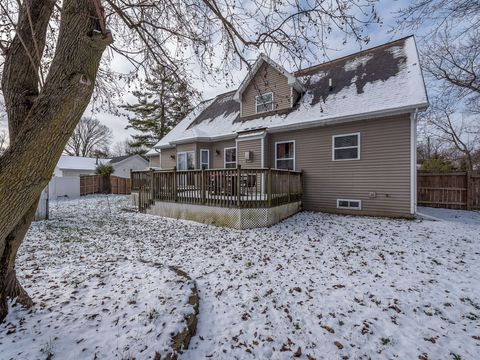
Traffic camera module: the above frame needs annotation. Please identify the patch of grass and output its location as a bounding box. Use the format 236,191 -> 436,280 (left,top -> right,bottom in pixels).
380,337 -> 391,345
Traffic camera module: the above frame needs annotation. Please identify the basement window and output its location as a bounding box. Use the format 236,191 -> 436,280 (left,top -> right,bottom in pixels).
337,199 -> 362,210
255,92 -> 273,113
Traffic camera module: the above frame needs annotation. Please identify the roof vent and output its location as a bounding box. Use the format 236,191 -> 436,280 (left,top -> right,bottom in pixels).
328,78 -> 333,91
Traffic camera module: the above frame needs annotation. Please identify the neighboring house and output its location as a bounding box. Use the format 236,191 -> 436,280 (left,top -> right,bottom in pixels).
109,155 -> 149,178
143,36 -> 428,219
54,156 -> 111,177
55,155 -> 148,178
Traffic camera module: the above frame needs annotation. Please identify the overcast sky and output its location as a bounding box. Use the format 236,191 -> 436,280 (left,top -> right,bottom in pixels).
2,0 -> 421,145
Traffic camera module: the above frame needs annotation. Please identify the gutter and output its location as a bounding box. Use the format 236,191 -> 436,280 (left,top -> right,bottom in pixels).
266,103 -> 428,134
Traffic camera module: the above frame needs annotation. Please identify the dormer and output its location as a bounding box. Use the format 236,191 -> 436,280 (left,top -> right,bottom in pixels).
234,55 -> 304,120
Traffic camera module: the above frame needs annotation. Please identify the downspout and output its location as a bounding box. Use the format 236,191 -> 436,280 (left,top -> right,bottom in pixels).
411,108 -> 419,215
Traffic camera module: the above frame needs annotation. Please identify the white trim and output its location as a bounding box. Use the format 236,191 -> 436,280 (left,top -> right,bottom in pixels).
265,103 -> 428,134
410,109 -> 418,215
332,132 -> 361,161
224,147 -> 237,168
337,199 -> 362,210
260,137 -> 265,168
274,140 -> 296,170
236,131 -> 267,141
255,92 -> 274,114
176,151 -> 195,170
200,149 -> 210,169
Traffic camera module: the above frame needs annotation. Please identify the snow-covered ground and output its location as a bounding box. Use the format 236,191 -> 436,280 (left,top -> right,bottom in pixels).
1,196 -> 479,359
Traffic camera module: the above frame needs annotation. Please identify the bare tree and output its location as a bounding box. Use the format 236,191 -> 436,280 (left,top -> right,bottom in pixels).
395,0 -> 480,114
0,0 -> 379,321
65,117 -> 112,157
423,101 -> 480,171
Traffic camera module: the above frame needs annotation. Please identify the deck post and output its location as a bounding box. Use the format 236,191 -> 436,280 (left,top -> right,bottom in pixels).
466,171 -> 472,211
150,168 -> 155,202
237,164 -> 242,207
173,166 -> 178,202
267,168 -> 272,207
287,169 -> 291,203
201,168 -> 206,205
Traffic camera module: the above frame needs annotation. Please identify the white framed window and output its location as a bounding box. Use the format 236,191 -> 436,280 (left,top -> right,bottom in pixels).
332,133 -> 360,160
200,149 -> 209,169
255,92 -> 273,113
177,151 -> 195,170
337,199 -> 362,210
224,147 -> 237,168
275,140 -> 295,170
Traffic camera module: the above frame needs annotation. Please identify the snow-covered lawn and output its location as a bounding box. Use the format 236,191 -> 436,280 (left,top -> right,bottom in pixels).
1,196 -> 479,359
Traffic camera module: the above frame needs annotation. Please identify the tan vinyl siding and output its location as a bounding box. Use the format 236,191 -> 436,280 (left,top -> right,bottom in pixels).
211,139 -> 237,169
149,155 -> 160,168
269,114 -> 412,217
237,139 -> 262,168
160,148 -> 176,169
242,62 -> 291,118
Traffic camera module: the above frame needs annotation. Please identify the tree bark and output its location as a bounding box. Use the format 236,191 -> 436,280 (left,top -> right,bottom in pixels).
0,0 -> 112,321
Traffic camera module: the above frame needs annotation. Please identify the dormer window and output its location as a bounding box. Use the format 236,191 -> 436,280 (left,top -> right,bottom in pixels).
255,92 -> 273,113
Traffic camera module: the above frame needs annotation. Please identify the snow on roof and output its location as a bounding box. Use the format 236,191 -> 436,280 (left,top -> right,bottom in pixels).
150,36 -> 428,150
145,148 -> 159,156
56,156 -> 111,170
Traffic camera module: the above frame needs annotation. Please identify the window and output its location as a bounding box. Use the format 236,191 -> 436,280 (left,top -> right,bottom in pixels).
255,92 -> 273,113
200,149 -> 209,169
275,141 -> 295,170
332,133 -> 360,160
337,199 -> 362,210
177,151 -> 195,170
224,147 -> 237,168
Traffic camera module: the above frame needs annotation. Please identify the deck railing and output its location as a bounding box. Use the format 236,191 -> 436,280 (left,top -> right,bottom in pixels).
132,166 -> 303,212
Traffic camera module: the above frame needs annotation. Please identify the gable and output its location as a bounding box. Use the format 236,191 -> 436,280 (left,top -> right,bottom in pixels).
241,62 -> 292,118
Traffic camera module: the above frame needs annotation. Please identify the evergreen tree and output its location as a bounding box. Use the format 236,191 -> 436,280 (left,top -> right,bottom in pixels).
121,66 -> 199,149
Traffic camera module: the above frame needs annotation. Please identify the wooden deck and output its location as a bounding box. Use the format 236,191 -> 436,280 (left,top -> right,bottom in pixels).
132,166 -> 303,212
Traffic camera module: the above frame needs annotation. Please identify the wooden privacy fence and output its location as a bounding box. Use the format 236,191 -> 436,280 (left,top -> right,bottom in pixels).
132,166 -> 303,212
417,171 -> 480,210
80,175 -> 131,196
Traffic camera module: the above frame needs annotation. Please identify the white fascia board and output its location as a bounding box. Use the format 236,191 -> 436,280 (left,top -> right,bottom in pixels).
266,103 -> 429,134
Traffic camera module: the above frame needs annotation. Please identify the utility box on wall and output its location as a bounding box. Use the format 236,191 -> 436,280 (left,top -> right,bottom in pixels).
244,151 -> 253,162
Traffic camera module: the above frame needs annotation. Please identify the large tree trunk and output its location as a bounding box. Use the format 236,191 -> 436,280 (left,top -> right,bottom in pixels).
0,0 -> 112,321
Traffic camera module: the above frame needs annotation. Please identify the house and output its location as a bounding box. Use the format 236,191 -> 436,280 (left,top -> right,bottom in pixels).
54,156 -> 111,177
139,36 -> 428,226
108,155 -> 149,178
55,155 -> 148,178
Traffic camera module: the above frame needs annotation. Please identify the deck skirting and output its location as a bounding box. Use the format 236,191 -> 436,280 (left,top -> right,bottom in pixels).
142,199 -> 301,229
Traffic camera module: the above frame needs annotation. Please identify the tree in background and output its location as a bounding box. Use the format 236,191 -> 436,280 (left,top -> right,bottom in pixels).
64,117 -> 113,157
397,0 -> 480,169
0,0 -> 379,321
121,66 -> 199,150
110,138 -> 148,157
419,158 -> 455,173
